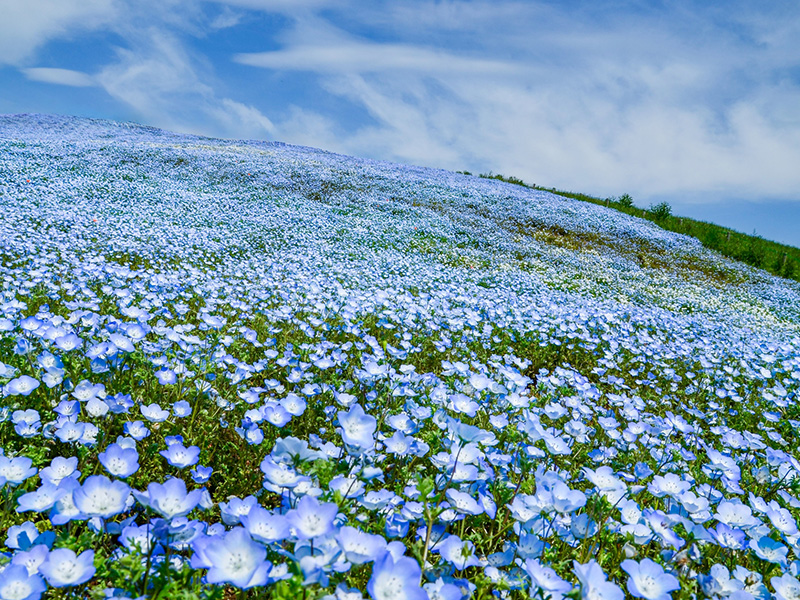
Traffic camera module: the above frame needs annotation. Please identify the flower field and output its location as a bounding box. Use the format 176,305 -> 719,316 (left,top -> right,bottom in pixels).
1,113 -> 800,600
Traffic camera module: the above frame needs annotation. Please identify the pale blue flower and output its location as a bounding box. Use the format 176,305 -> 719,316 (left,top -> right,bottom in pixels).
285,495 -> 338,540
5,375 -> 40,396
336,526 -> 387,564
160,443 -> 200,469
241,506 -> 290,544
73,476 -> 131,519
436,534 -> 481,570
574,560 -> 624,600
367,551 -> 426,600
133,477 -> 203,520
0,564 -> 46,600
523,558 -> 572,600
140,403 -> 169,423
621,558 -> 680,600
749,536 -> 788,565
0,455 -> 37,486
338,403 -> 377,451
190,528 -> 271,589
98,443 -> 139,478
39,548 -> 95,587
771,573 -> 800,600
16,483 -> 65,513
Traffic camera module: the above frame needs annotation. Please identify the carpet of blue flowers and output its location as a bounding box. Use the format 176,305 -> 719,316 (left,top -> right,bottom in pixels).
2,114 -> 800,600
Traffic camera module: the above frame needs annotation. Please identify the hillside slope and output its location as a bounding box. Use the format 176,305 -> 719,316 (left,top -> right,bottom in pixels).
1,114 -> 800,598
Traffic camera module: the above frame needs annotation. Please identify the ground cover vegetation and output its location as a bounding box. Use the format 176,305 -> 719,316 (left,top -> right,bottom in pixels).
1,114 -> 800,600
473,173 -> 800,282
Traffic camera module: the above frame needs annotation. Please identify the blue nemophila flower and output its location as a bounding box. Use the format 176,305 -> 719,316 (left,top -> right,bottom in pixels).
445,489 -> 483,516
765,501 -> 798,535
516,532 -> 544,559
709,523 -> 746,550
573,560 -> 624,600
123,421 -> 150,440
280,393 -> 307,416
118,523 -> 163,555
13,337 -> 32,356
5,375 -> 40,396
262,404 -> 291,427
259,456 -> 305,490
49,478 -> 84,525
133,477 -> 203,520
219,496 -> 258,525
54,421 -> 88,444
0,564 -> 46,600
367,551 -> 426,600
749,536 -> 788,565
99,443 -> 140,478
190,527 -> 271,589
552,482 -> 587,513
241,506 -> 290,544
336,526 -> 387,564
570,514 -> 599,540
423,578 -> 462,600
73,476 -> 132,519
10,543 -> 49,576
16,483 -> 65,514
40,457 -> 79,487
190,466 -> 213,484
523,559 -> 573,600
436,534 -> 481,570
160,443 -> 200,469
620,558 -> 680,600
0,455 -> 37,486
85,397 -> 110,418
648,473 -> 691,499
140,403 -> 169,422
54,333 -> 81,352
6,521 -> 54,553
272,437 -> 323,463
714,500 -> 760,530
71,380 -> 104,402
39,548 -> 95,587
323,582 -> 365,600
53,400 -> 80,419
172,400 -> 191,417
286,495 -> 338,540
642,509 -> 684,549
696,564 -> 737,597
771,573 -> 800,600
338,403 -> 377,451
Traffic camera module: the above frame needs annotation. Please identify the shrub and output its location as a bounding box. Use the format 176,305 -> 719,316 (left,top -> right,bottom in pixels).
617,193 -> 634,208
649,201 -> 672,220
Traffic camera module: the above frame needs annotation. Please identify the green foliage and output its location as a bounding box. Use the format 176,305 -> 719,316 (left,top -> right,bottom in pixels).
617,193 -> 634,208
648,201 -> 672,220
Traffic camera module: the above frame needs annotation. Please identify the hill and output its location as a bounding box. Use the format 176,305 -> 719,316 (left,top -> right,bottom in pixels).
1,114 -> 799,599
475,172 -> 800,283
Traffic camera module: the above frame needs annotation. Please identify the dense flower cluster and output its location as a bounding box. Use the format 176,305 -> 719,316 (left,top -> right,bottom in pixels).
1,114 -> 799,599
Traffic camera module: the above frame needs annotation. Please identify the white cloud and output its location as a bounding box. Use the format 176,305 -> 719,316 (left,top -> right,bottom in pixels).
234,43 -> 518,75
209,7 -> 244,30
0,0 -> 117,65
22,67 -> 96,87
96,30 -> 274,139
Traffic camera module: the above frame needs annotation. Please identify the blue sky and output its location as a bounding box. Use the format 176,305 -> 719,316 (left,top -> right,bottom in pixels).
2,0 -> 799,247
